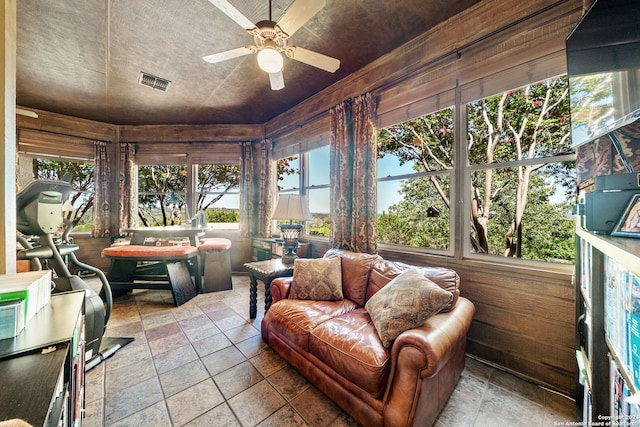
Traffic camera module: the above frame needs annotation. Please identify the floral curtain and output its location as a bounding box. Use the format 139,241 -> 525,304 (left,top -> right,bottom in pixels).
119,143 -> 136,230
240,139 -> 274,237
329,92 -> 378,254
92,141 -> 111,237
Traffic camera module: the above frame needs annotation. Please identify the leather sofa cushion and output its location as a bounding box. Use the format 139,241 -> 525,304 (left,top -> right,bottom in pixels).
368,259 -> 459,312
310,308 -> 390,398
324,249 -> 382,306
266,299 -> 359,351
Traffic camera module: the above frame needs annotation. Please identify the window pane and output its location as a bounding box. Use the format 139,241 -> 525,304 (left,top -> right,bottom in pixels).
467,76 -> 571,164
377,107 -> 454,251
196,164 -> 240,224
378,107 -> 454,175
26,157 -> 95,232
308,146 -> 329,186
307,187 -> 330,237
377,174 -> 450,250
470,163 -> 575,263
466,75 -> 575,264
138,164 -> 187,226
277,156 -> 300,190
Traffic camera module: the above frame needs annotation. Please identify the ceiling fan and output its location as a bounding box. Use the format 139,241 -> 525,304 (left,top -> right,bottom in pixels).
203,0 -> 340,90
16,108 -> 38,118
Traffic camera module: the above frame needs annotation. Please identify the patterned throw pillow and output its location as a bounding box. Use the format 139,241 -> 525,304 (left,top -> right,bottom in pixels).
365,268 -> 453,348
290,257 -> 343,300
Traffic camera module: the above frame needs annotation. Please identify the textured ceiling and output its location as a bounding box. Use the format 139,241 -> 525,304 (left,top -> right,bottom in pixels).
16,0 -> 481,126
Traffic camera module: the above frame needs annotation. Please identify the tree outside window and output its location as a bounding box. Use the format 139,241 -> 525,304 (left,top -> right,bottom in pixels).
377,75 -> 575,263
467,75 -> 575,262
137,164 -> 187,226
196,164 -> 240,223
377,107 -> 454,250
137,163 -> 241,226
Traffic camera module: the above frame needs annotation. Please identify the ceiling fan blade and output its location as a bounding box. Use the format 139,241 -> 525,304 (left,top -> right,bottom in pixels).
290,46 -> 340,73
16,108 -> 38,118
269,71 -> 285,91
206,0 -> 256,30
277,0 -> 325,37
203,46 -> 254,64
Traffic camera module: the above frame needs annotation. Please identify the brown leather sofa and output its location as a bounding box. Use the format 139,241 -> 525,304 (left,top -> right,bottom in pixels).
261,249 -> 475,427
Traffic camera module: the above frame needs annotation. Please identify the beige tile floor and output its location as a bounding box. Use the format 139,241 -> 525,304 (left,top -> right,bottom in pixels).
83,275 -> 577,427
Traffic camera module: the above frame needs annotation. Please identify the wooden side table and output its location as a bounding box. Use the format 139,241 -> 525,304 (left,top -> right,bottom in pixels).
243,258 -> 294,318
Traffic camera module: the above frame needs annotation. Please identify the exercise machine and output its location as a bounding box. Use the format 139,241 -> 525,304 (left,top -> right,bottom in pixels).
16,179 -> 127,369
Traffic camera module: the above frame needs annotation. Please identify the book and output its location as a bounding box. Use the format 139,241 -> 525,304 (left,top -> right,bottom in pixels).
0,270 -> 52,326
0,299 -> 25,339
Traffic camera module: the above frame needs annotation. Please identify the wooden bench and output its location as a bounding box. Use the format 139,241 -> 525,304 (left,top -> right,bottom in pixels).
101,245 -> 201,306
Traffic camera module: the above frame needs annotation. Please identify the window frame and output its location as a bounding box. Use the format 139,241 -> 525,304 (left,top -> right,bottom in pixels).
274,145 -> 331,240
376,104 -> 456,256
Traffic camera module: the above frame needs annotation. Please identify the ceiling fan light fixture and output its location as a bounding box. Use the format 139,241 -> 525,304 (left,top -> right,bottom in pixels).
257,47 -> 283,73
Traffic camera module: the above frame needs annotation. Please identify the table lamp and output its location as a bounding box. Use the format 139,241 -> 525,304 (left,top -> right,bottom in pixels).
272,194 -> 312,264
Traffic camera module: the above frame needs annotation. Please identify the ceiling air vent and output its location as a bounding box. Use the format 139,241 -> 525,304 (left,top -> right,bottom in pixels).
138,72 -> 171,92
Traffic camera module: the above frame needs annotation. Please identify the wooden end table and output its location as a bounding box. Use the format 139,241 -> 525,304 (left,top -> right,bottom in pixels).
243,258 -> 294,318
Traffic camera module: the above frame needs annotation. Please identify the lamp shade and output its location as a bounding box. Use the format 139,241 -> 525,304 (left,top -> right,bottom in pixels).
272,194 -> 312,221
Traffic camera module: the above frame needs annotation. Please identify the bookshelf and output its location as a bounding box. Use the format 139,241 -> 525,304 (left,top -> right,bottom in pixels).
0,291 -> 85,426
576,217 -> 640,421
567,0 -> 640,421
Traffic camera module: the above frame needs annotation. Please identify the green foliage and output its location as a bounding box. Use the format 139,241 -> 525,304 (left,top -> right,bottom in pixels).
308,213 -> 331,237
206,209 -> 239,223
378,109 -> 454,172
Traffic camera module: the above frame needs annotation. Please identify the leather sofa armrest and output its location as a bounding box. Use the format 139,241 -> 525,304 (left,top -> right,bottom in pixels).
391,296 -> 475,378
383,296 -> 475,427
270,276 -> 293,303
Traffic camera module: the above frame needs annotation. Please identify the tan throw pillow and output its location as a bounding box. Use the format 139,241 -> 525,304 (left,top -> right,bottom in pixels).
365,268 -> 453,348
290,257 -> 343,300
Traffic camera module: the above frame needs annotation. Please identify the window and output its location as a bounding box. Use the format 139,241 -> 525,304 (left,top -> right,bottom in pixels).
306,147 -> 330,237
377,107 -> 454,251
275,146 -> 331,237
466,75 -> 575,263
18,156 -> 95,232
195,163 -> 240,225
137,164 -> 187,226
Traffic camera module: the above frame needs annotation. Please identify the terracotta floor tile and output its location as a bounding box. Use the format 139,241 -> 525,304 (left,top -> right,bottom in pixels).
213,360 -> 264,399
257,405 -> 309,427
227,380 -> 287,426
166,378 -> 224,426
191,332 -> 233,357
290,387 -> 343,427
159,359 -> 210,398
84,276 -> 575,427
104,376 -> 164,425
108,401 -> 172,427
182,403 -> 241,427
145,321 -> 182,342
